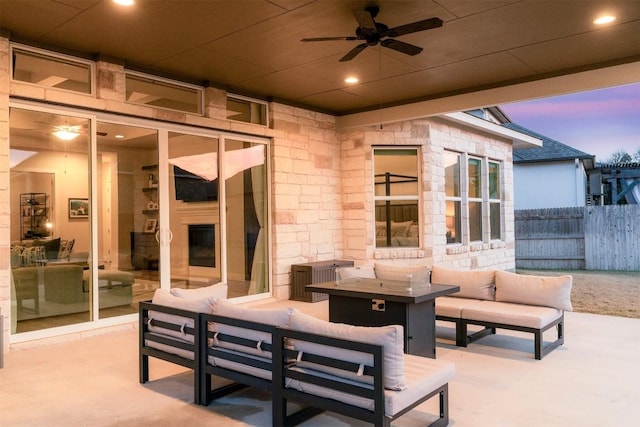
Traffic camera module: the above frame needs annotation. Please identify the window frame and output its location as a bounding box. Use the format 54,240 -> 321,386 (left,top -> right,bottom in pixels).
10,43 -> 95,96
444,150 -> 503,245
125,70 -> 204,115
373,146 -> 421,249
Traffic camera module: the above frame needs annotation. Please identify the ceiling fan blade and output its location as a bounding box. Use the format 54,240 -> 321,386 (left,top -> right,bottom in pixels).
380,39 -> 423,56
387,17 -> 443,37
353,9 -> 376,33
339,43 -> 368,62
301,36 -> 357,42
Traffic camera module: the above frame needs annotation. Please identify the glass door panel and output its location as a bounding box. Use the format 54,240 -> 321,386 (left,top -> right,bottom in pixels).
9,107 -> 91,332
167,132 -> 220,290
95,122 -> 159,319
224,139 -> 268,297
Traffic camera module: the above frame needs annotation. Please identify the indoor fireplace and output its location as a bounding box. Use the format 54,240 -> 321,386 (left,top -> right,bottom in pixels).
188,224 -> 215,268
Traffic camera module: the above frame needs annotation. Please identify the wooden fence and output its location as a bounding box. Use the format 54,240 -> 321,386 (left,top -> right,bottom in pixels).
515,205 -> 640,271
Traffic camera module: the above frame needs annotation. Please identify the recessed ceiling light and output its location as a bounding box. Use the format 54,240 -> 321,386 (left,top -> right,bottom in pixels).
115,134 -> 125,139
594,15 -> 616,25
345,76 -> 359,84
113,0 -> 135,6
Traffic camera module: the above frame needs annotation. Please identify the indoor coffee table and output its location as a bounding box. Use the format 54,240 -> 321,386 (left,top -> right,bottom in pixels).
307,278 -> 459,358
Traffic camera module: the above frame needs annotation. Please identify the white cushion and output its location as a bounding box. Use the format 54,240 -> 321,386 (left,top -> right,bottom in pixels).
461,301 -> 563,329
209,299 -> 293,358
495,270 -> 573,311
288,311 -> 407,391
171,282 -> 227,299
374,263 -> 430,283
435,296 -> 485,318
431,266 -> 495,300
148,288 -> 214,343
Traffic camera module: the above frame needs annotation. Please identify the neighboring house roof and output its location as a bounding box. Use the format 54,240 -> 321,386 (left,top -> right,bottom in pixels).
504,123 -> 595,168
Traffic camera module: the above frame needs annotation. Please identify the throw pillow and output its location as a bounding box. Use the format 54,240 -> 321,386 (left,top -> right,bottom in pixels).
431,266 -> 496,300
171,282 -> 227,299
41,238 -> 61,260
58,239 -> 75,259
288,311 -> 407,391
495,270 -> 573,311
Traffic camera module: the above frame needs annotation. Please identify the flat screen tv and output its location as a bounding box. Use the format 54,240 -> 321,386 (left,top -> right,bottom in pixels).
174,165 -> 218,202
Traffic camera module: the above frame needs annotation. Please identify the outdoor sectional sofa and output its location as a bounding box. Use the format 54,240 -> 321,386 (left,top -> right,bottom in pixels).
337,263 -> 572,360
431,266 -> 572,360
139,284 -> 455,426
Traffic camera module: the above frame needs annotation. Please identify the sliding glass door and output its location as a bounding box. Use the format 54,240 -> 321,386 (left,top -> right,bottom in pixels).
9,103 -> 270,338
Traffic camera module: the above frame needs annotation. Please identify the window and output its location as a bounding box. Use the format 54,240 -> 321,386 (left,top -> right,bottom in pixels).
444,151 -> 503,244
373,148 -> 419,248
444,152 -> 461,244
125,71 -> 203,114
11,44 -> 94,94
468,157 -> 482,242
227,95 -> 268,125
489,161 -> 502,240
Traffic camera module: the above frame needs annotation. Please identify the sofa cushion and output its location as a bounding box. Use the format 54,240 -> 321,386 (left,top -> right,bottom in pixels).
171,282 -> 227,299
148,288 -> 214,344
288,311 -> 407,391
495,270 -> 573,311
431,266 -> 495,300
209,299 -> 293,358
435,296 -> 485,318
374,263 -> 430,283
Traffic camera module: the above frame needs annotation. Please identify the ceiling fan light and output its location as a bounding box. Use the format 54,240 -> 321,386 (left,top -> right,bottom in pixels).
53,126 -> 80,141
594,15 -> 616,25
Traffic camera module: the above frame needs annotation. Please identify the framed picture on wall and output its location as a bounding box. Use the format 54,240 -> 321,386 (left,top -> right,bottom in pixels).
68,198 -> 89,218
144,218 -> 158,234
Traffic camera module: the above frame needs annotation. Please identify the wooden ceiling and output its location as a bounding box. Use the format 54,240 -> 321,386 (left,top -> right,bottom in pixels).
2,0 -> 639,116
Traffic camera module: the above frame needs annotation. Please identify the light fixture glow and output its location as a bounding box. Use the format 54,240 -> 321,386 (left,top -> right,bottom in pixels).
53,126 -> 81,141
113,0 -> 135,6
594,15 -> 616,25
345,76 -> 359,84
115,134 -> 125,139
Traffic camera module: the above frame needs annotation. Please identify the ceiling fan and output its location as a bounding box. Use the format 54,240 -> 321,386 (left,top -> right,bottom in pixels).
301,6 -> 443,62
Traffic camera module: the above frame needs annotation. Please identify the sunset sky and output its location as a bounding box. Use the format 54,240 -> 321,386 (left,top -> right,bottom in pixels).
500,82 -> 640,162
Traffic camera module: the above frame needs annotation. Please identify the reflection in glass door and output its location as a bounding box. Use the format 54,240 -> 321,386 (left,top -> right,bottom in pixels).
95,122 -> 159,319
225,139 -> 268,297
167,132 -> 220,291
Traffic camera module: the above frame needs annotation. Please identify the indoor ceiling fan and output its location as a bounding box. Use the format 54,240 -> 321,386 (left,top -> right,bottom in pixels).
301,6 -> 443,62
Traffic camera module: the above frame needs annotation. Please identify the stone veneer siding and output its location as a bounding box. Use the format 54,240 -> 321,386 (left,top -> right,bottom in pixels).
0,36 -> 515,351
340,118 -> 515,271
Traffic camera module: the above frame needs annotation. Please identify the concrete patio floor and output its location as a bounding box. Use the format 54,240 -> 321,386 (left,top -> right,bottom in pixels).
1,299 -> 638,426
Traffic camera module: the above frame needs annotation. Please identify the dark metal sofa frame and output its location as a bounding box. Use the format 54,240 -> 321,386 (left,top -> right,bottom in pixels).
437,312 -> 564,360
273,327 -> 450,427
139,301 -> 203,404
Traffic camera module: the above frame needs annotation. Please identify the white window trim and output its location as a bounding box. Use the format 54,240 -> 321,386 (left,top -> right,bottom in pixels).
125,70 -> 204,115
10,42 -> 96,96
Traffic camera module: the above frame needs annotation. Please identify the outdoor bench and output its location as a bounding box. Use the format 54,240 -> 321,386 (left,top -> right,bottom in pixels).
432,266 -> 572,359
